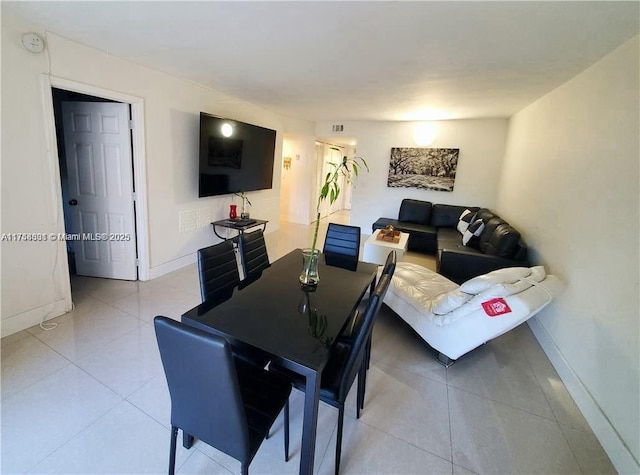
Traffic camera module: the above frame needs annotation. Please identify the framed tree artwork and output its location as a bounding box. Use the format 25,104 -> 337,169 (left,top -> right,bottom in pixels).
387,147 -> 460,192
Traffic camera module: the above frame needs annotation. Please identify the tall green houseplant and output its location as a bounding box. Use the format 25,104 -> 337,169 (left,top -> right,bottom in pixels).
300,155 -> 368,286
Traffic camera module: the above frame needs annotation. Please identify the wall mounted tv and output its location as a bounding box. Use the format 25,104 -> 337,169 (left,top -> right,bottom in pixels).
198,112 -> 276,198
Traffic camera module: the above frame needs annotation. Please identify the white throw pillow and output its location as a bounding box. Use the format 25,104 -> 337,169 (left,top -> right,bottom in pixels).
460,267 -> 532,294
474,279 -> 533,299
431,288 -> 473,315
462,219 -> 485,245
529,266 -> 546,282
456,209 -> 476,234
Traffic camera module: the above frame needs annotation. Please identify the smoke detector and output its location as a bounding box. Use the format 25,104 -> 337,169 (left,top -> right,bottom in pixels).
21,32 -> 45,53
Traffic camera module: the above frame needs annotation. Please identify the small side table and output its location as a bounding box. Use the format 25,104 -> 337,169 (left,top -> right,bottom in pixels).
211,218 -> 268,241
363,229 -> 410,265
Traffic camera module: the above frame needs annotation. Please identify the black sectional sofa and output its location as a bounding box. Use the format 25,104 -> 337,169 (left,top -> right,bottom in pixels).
372,199 -> 528,284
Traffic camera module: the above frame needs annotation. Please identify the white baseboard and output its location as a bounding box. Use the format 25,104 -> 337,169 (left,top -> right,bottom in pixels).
148,253 -> 197,280
528,316 -> 640,475
1,298 -> 72,337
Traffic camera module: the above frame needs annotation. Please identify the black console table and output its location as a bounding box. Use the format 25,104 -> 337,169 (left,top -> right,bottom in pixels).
211,218 -> 268,241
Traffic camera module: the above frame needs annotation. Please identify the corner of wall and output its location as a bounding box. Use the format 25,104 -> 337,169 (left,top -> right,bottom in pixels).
528,317 -> 640,474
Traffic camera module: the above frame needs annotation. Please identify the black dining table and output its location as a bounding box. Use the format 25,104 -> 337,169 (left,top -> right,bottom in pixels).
182,248 -> 378,475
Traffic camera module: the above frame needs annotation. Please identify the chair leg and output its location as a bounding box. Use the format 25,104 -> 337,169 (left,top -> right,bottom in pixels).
437,352 -> 455,367
335,405 -> 344,475
356,372 -> 362,419
365,337 -> 372,370
284,399 -> 290,462
182,431 -> 194,449
241,463 -> 248,475
358,360 -> 367,414
169,425 -> 178,475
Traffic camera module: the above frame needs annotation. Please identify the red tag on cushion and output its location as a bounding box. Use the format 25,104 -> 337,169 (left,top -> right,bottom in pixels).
482,298 -> 512,317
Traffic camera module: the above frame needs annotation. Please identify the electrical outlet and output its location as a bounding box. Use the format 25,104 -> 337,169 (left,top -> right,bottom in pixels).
179,210 -> 197,233
196,208 -> 212,228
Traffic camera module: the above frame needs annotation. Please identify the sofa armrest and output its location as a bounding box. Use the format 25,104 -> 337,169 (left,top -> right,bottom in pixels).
438,248 -> 529,284
372,218 -> 400,232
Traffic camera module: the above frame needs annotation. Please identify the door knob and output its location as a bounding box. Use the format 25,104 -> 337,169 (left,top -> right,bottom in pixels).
69,199 -> 78,206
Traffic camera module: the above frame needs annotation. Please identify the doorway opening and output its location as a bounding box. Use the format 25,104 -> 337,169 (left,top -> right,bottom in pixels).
314,139 -> 358,220
51,88 -> 139,282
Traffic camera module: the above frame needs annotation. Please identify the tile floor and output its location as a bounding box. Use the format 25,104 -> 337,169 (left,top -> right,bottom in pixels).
1,211 -> 615,474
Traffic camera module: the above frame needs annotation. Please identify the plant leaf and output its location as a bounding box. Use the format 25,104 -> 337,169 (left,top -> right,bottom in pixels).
320,182 -> 329,200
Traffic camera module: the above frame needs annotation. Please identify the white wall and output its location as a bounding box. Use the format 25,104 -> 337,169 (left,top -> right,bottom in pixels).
1,14 -> 74,335
0,12 -> 312,336
316,119 -> 509,232
497,36 -> 639,474
280,134 -> 317,225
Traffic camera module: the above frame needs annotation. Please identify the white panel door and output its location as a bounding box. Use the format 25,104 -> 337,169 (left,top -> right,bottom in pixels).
316,144 -> 330,219
325,145 -> 344,216
62,101 -> 137,280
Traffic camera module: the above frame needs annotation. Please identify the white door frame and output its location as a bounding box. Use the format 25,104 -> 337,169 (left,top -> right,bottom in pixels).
41,75 -> 150,283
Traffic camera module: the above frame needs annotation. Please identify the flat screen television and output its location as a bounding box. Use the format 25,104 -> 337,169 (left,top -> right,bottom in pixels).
198,112 -> 276,197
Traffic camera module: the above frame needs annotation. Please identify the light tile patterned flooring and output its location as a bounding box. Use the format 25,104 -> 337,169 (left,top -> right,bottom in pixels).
1,211 -> 615,474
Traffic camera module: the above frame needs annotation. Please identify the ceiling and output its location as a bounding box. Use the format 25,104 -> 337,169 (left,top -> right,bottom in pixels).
5,1 -> 639,122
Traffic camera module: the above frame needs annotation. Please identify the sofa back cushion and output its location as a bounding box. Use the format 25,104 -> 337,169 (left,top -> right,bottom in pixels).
477,215 -> 523,259
398,199 -> 432,225
431,204 -> 478,228
485,224 -> 522,257
474,208 -> 497,224
477,217 -> 502,251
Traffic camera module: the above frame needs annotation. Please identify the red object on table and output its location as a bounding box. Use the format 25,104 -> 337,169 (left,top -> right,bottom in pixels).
229,204 -> 237,220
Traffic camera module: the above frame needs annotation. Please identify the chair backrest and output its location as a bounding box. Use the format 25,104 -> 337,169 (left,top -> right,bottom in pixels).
398,199 -> 432,225
343,251 -> 396,339
154,317 -> 250,461
323,223 -> 361,271
337,272 -> 393,401
382,250 -> 397,277
238,229 -> 271,288
197,240 -> 240,305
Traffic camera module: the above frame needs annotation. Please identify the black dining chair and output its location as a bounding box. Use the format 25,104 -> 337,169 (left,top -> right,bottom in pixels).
323,223 -> 361,271
197,240 -> 270,367
340,251 -> 396,411
341,250 -> 396,340
237,229 -> 271,289
154,316 -> 291,475
271,273 -> 393,475
367,249 -> 396,360
381,249 -> 397,277
197,240 -> 240,306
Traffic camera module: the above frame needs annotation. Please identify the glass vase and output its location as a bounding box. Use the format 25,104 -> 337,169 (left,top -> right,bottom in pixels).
299,248 -> 320,287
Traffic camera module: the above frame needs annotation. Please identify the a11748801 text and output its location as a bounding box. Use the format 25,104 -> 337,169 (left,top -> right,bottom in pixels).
1,233 -> 132,242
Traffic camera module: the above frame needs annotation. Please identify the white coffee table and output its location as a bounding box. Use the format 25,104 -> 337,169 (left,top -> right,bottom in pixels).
363,230 -> 410,265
